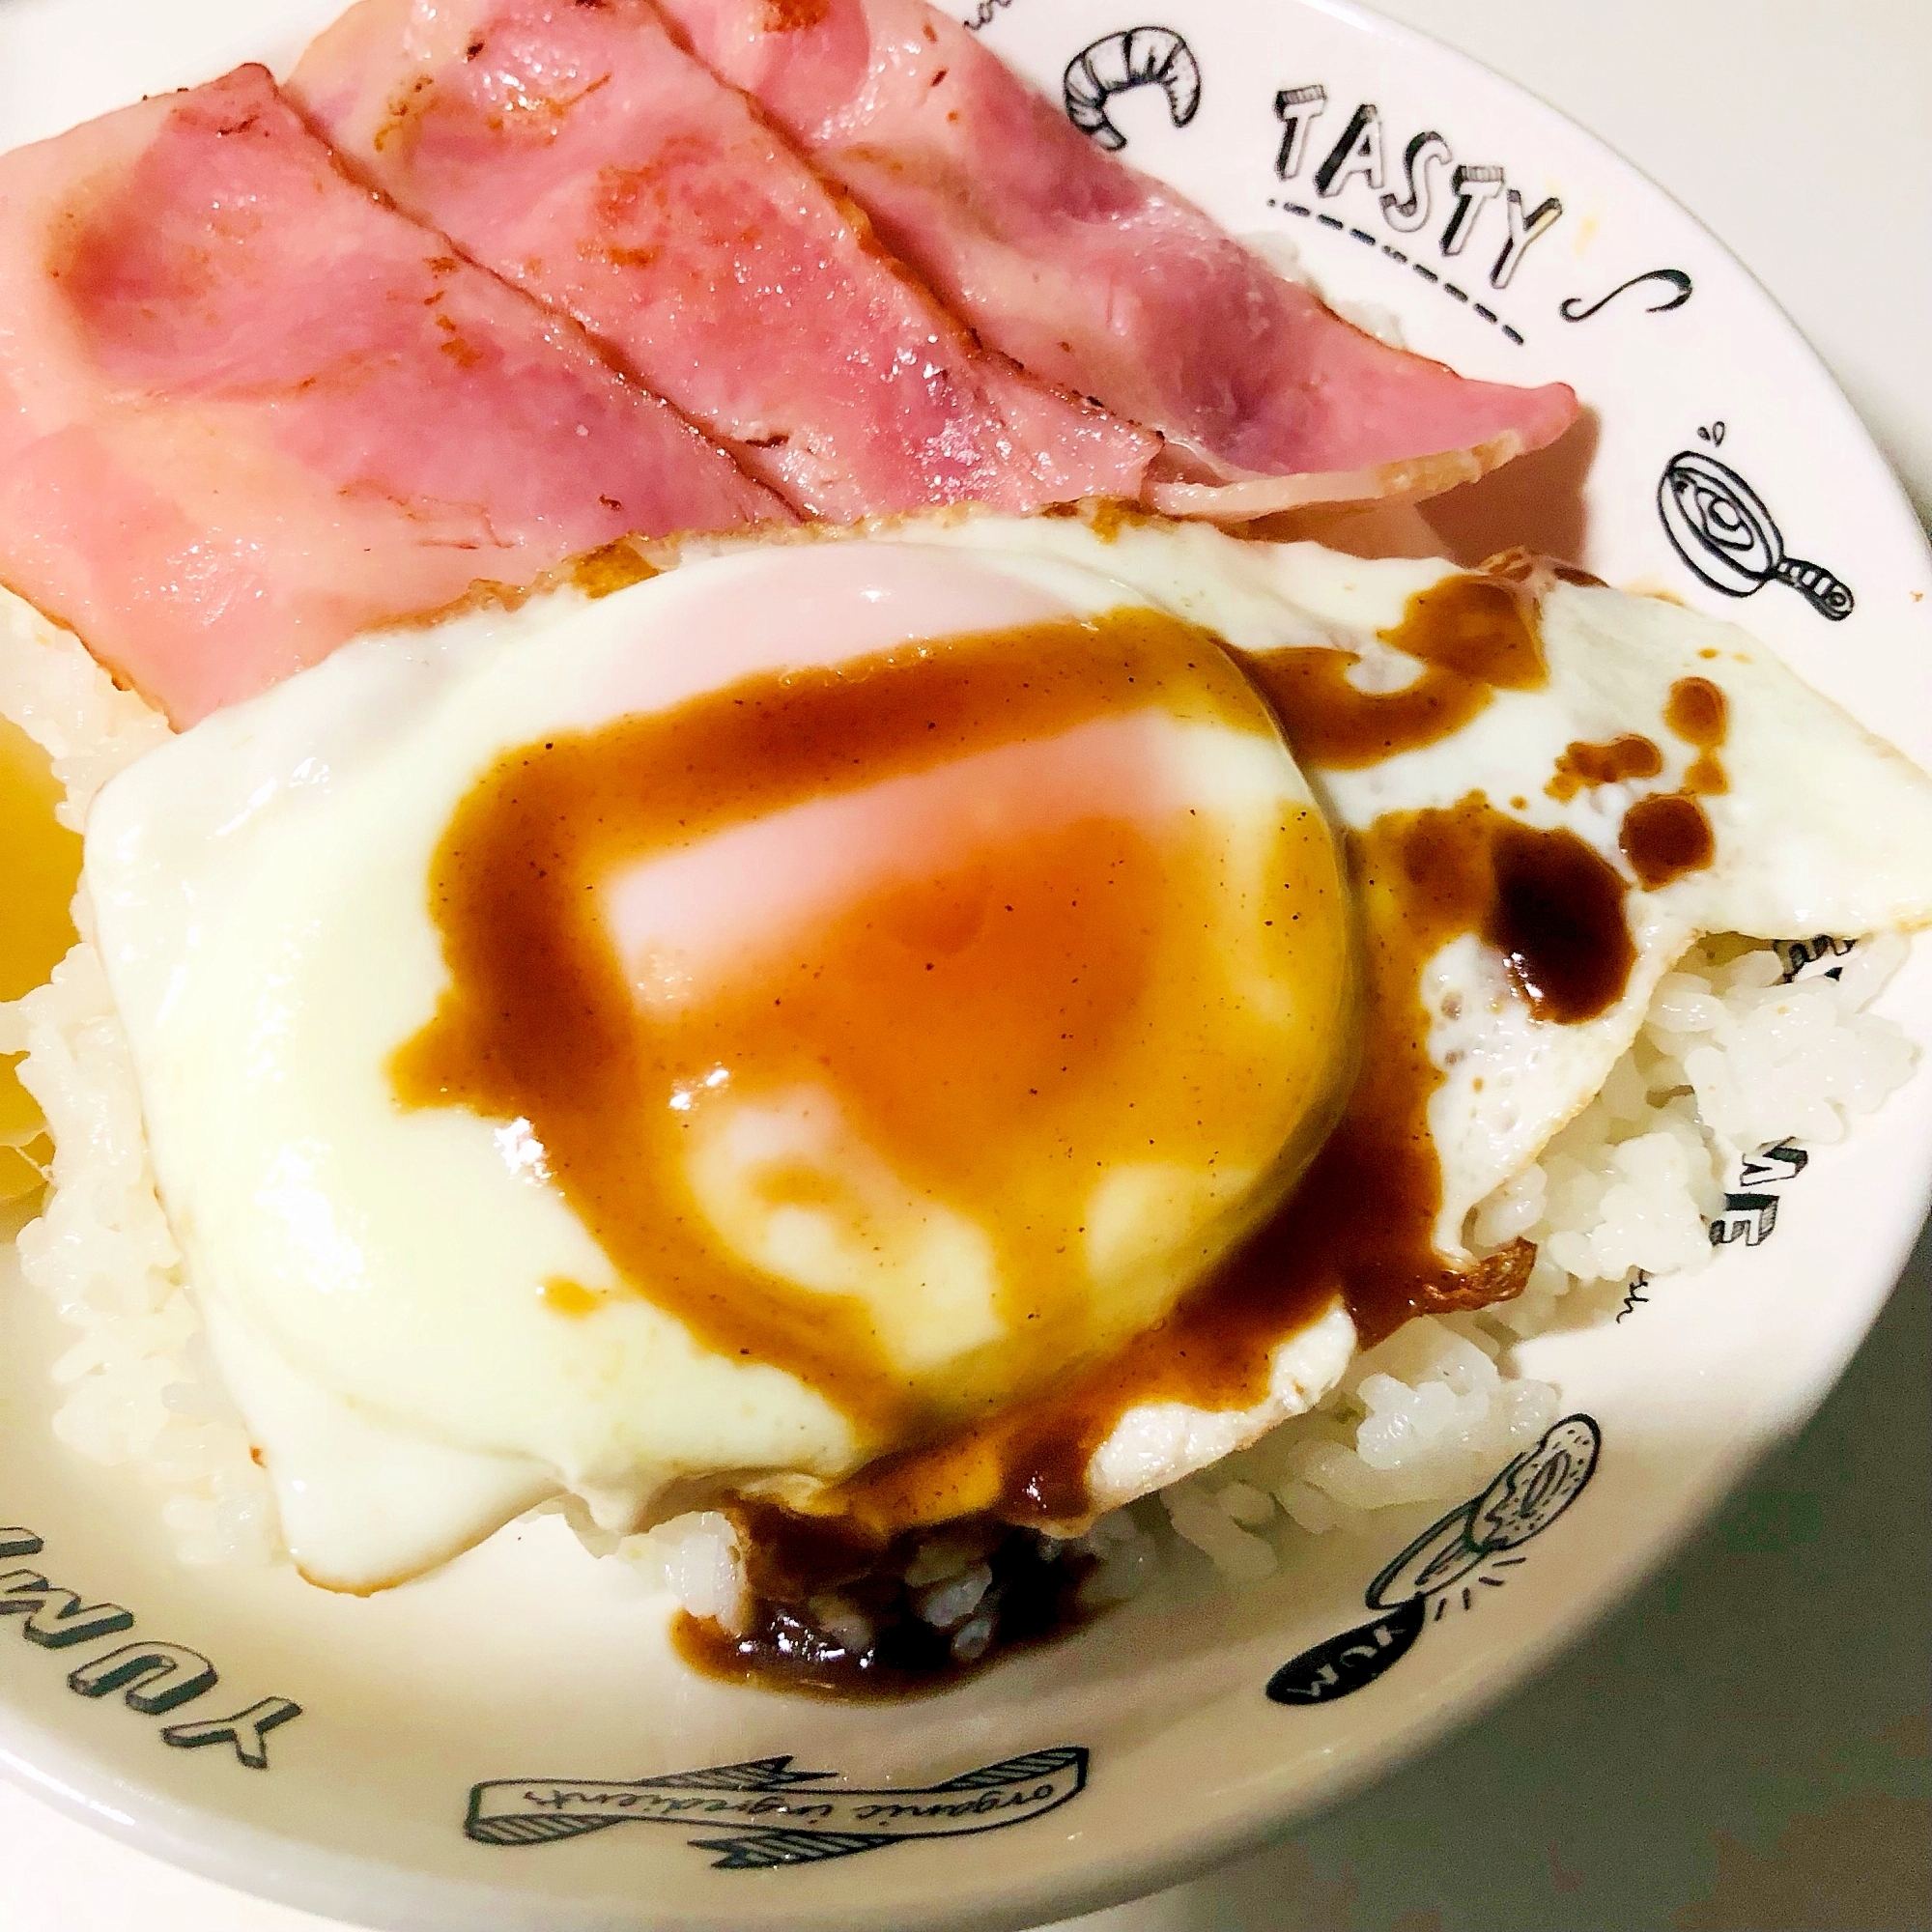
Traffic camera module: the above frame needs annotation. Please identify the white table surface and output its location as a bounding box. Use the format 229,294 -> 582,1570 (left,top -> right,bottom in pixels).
3,2 -> 1928,1928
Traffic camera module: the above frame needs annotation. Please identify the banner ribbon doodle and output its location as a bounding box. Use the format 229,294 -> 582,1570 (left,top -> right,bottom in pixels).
466,1746 -> 1088,1867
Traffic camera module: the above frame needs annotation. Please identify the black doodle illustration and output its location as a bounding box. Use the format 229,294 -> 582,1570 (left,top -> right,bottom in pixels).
1711,1141 -> 1809,1248
1739,1144 -> 1809,1189
1064,28 -> 1199,151
0,1520 -> 301,1767
1616,1272 -> 1651,1322
1614,937 -> 1840,1306
1559,268 -> 1693,320
1265,1416 -> 1601,1705
467,1747 -> 1088,1865
1271,88 -> 1560,292
1658,448 -> 1854,620
1614,1137 -> 1812,1321
1711,1192 -> 1779,1247
1633,939 -> 1847,1268
1273,84 -> 1329,180
1266,192 -> 1531,343
1777,934 -> 1856,983
962,0 -> 1014,28
68,1641 -> 219,1715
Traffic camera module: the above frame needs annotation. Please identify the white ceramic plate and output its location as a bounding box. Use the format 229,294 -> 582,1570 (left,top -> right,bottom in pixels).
3,3 -> 1930,1929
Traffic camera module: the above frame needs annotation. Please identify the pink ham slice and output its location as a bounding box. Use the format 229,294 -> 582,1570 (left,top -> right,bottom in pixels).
0,64 -> 782,726
288,0 -> 1156,522
652,0 -> 1580,520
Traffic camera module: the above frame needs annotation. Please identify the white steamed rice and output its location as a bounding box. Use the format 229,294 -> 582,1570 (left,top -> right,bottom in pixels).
1,590 -> 1919,1646
1,594 -> 276,1567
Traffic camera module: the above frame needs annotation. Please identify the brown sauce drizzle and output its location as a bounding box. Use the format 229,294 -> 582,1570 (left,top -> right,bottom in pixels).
393,607 -> 1343,1446
1620,794 -> 1715,889
824,790 -> 1627,1543
670,1500 -> 1095,1698
1243,572 -> 1543,769
685,770 -> 1636,1691
1618,675 -> 1729,889
1484,811 -> 1637,1021
1665,675 -> 1729,795
540,1277 -> 603,1317
1547,734 -> 1662,802
401,560 -> 1650,1695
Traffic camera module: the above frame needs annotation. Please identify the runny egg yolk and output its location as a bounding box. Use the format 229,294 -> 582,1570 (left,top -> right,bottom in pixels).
391,606 -> 1356,1457
1,715 -> 80,1203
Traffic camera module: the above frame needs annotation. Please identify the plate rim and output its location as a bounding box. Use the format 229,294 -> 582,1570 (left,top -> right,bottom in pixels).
2,0 -> 1930,1926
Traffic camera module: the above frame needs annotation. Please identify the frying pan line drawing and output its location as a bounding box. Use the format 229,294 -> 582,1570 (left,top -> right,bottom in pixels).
1658,448 -> 1855,620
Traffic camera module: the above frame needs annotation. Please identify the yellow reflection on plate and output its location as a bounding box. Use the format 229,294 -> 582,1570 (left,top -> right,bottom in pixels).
1,712 -> 81,1202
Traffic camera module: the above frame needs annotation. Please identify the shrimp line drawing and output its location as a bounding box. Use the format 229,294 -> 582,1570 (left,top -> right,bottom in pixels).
1064,27 -> 1200,152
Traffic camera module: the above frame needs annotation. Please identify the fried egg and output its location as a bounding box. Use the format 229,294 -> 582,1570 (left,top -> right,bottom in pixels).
84,514 -> 1932,1590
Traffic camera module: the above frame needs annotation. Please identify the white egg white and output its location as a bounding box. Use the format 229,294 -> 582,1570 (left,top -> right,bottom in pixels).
86,537 -> 1335,1587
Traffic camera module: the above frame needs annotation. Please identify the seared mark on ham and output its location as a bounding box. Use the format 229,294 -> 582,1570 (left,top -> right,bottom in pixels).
655,0 -> 1579,521
0,65 -> 781,725
290,0 -> 1154,521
